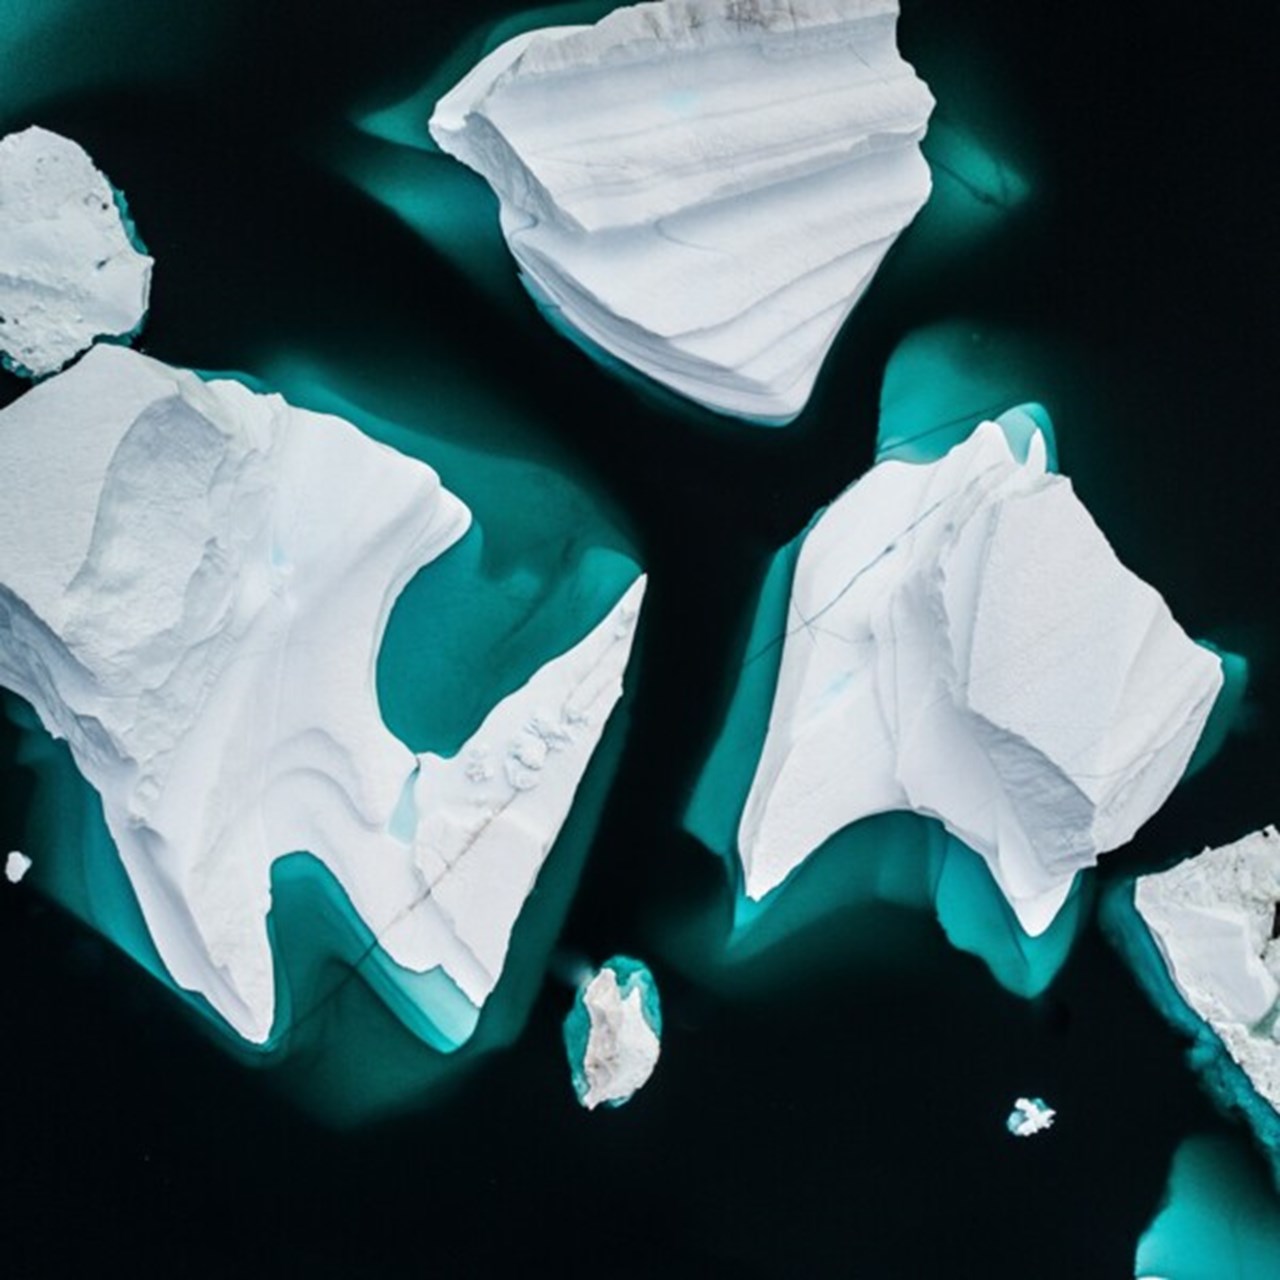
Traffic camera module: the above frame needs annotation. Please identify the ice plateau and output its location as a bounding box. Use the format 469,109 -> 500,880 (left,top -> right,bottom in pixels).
0,126 -> 152,379
564,955 -> 662,1109
1134,827 -> 1280,1115
737,421 -> 1222,935
430,0 -> 934,423
0,344 -> 645,1045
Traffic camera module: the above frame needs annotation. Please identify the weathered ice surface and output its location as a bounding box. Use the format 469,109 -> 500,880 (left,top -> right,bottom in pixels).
738,421 -> 1222,934
4,850 -> 31,883
0,344 -> 645,1045
564,955 -> 662,1109
1006,1096 -> 1055,1137
430,0 -> 934,423
0,126 -> 152,378
1135,828 -> 1280,1115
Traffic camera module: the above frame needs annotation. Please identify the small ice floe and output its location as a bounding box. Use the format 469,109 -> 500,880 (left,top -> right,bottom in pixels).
0,125 -> 153,378
1006,1096 -> 1056,1138
4,850 -> 31,884
564,956 -> 662,1110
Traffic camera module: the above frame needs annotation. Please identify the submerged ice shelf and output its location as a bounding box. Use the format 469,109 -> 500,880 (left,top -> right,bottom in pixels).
1135,1135 -> 1280,1279
430,0 -> 934,423
735,420 -> 1220,934
0,126 -> 152,378
0,344 -> 645,1048
564,955 -> 662,1109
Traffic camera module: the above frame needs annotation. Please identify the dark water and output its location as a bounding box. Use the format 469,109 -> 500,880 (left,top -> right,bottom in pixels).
1,1 -> 1278,1275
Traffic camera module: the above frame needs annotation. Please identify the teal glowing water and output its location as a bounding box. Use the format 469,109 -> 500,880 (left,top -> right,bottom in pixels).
339,7 -> 1036,428
1135,1136 -> 1280,1278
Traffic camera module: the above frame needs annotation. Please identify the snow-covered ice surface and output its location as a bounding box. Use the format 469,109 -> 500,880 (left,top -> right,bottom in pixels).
4,850 -> 31,884
430,0 -> 934,423
0,126 -> 152,378
564,956 -> 662,1109
0,344 -> 645,1045
738,421 -> 1222,935
1135,827 -> 1280,1114
1006,1096 -> 1055,1137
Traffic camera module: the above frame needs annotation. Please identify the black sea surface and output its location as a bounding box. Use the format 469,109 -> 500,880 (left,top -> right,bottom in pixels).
1,1 -> 1278,1275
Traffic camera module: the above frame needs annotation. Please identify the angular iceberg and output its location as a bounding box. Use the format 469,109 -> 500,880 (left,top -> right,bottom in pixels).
0,344 -> 645,1048
1006,1096 -> 1055,1138
0,126 -> 152,379
736,420 -> 1221,935
5,850 -> 31,884
1134,828 -> 1280,1118
430,0 -> 934,423
564,955 -> 662,1109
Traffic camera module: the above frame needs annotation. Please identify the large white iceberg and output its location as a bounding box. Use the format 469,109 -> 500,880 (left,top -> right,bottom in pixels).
0,344 -> 645,1044
739,421 -> 1222,933
430,0 -> 934,423
0,126 -> 153,378
1134,827 -> 1280,1112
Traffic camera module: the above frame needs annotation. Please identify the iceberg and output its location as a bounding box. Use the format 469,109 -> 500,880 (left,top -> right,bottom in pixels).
735,420 -> 1222,935
429,0 -> 935,423
0,344 -> 645,1048
5,850 -> 31,884
564,955 -> 662,1109
1006,1096 -> 1055,1138
0,126 -> 152,379
1133,828 -> 1280,1120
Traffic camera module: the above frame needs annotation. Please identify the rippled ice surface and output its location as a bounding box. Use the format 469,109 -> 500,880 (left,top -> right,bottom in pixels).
1,0 -> 1278,1274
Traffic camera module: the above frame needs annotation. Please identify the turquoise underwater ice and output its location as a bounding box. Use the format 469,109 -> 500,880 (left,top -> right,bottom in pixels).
1102,875 -> 1280,1190
683,321 -> 1248,1000
1134,1135 -> 1280,1278
563,954 -> 662,1109
336,3 -> 1032,428
2,356 -> 643,1125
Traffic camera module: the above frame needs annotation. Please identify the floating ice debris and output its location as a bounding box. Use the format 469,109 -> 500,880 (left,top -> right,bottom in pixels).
430,0 -> 934,424
1006,1096 -> 1055,1138
5,850 -> 31,883
564,955 -> 662,1109
0,344 -> 646,1046
1134,827 -> 1280,1116
737,420 -> 1222,935
0,126 -> 152,379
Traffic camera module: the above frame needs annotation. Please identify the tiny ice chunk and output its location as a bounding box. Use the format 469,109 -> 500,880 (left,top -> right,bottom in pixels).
1006,1096 -> 1055,1137
5,850 -> 32,883
565,956 -> 662,1110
